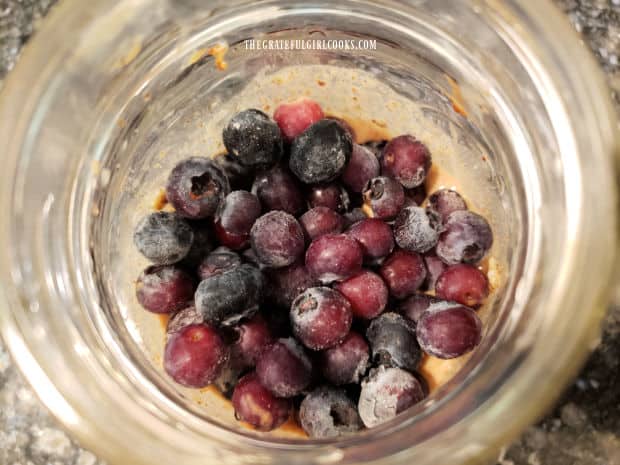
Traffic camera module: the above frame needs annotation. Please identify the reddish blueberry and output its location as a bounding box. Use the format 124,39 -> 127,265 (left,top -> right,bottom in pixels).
214,191 -> 261,250
264,261 -> 319,309
291,287 -> 353,350
436,210 -> 493,265
305,234 -> 363,283
362,176 -> 405,220
231,315 -> 274,368
307,182 -> 350,213
252,165 -> 305,216
250,211 -> 305,268
393,206 -> 441,254
427,189 -> 467,221
381,135 -> 431,188
358,366 -> 425,428
256,338 -> 313,397
334,271 -> 388,319
435,264 -> 489,308
166,157 -> 230,219
299,206 -> 344,242
346,218 -> 394,263
423,252 -> 447,290
417,304 -> 482,359
163,323 -> 229,388
136,265 -> 195,314
398,294 -> 445,323
320,331 -> 370,385
379,250 -> 427,299
134,212 -> 194,265
232,372 -> 291,431
366,313 -> 422,372
300,387 -> 362,438
273,98 -> 325,142
166,306 -> 203,334
341,143 -> 380,193
197,246 -> 242,280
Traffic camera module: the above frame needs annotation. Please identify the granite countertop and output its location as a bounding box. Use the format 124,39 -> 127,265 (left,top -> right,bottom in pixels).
0,1 -> 618,464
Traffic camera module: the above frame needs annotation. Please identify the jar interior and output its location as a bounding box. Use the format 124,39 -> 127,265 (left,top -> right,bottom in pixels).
84,0 -> 532,445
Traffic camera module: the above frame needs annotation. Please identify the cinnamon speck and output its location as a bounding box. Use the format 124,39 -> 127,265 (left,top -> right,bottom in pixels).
317,80 -> 326,87
153,189 -> 168,210
207,43 -> 229,71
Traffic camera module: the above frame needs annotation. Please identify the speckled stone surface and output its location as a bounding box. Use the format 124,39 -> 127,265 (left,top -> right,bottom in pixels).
0,1 -> 618,464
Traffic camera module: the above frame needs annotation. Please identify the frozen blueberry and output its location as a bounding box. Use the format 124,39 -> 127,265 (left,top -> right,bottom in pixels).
195,264 -> 264,326
252,165 -> 306,216
265,261 -> 319,309
417,304 -> 482,359
299,207 -> 345,242
197,246 -> 242,280
320,331 -> 370,385
214,190 -> 262,250
250,211 -> 305,268
381,135 -> 431,188
256,338 -> 313,397
398,294 -> 445,323
366,313 -> 422,372
358,366 -> 425,428
346,218 -> 394,263
163,323 -> 229,388
325,116 -> 355,139
290,119 -> 353,184
232,372 -> 292,431
166,157 -> 230,219
393,206 -> 441,254
334,271 -> 388,319
436,210 -> 493,265
305,234 -> 363,283
273,98 -> 325,142
362,176 -> 405,220
379,249 -> 427,299
427,189 -> 467,222
299,387 -> 363,438
435,264 -> 489,308
307,182 -> 350,213
134,211 -> 194,265
291,287 -> 353,350
136,265 -> 196,314
223,109 -> 283,169
213,153 -> 255,191
181,220 -> 215,267
423,252 -> 447,290
230,315 -> 274,368
166,306 -> 203,334
341,143 -> 381,193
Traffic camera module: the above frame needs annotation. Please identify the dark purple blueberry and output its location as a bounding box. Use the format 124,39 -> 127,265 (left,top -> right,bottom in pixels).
299,207 -> 344,242
393,206 -> 441,254
346,218 -> 394,263
197,246 -> 242,280
213,153 -> 255,191
232,372 -> 292,431
423,252 -> 447,290
264,262 -> 319,309
166,157 -> 230,219
435,264 -> 489,308
133,211 -> 194,265
325,117 -> 356,139
341,143 -> 381,193
231,315 -> 274,368
363,140 -> 388,159
136,265 -> 196,314
195,264 -> 264,326
379,250 -> 427,299
166,306 -> 203,334
250,211 -> 305,268
436,210 -> 493,265
214,223 -> 250,250
290,119 -> 353,184
291,287 -> 353,350
223,109 -> 283,169
274,98 -> 325,142
252,165 -> 305,215
181,220 -> 215,267
256,338 -> 313,397
358,366 -> 425,427
214,191 -> 261,250
305,234 -> 363,283
320,332 -> 369,385
362,176 -> 405,220
366,313 -> 422,372
163,323 -> 229,388
300,387 -> 362,438
381,135 -> 431,188
343,208 -> 367,227
334,271 -> 388,320
307,182 -> 350,213
427,189 -> 467,221
417,304 -> 482,359
398,294 -> 445,323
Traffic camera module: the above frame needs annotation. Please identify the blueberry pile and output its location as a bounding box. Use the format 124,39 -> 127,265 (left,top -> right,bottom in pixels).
132,98 -> 494,437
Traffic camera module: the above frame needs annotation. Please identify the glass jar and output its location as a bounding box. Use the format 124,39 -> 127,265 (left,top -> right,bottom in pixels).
0,1 -> 617,464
